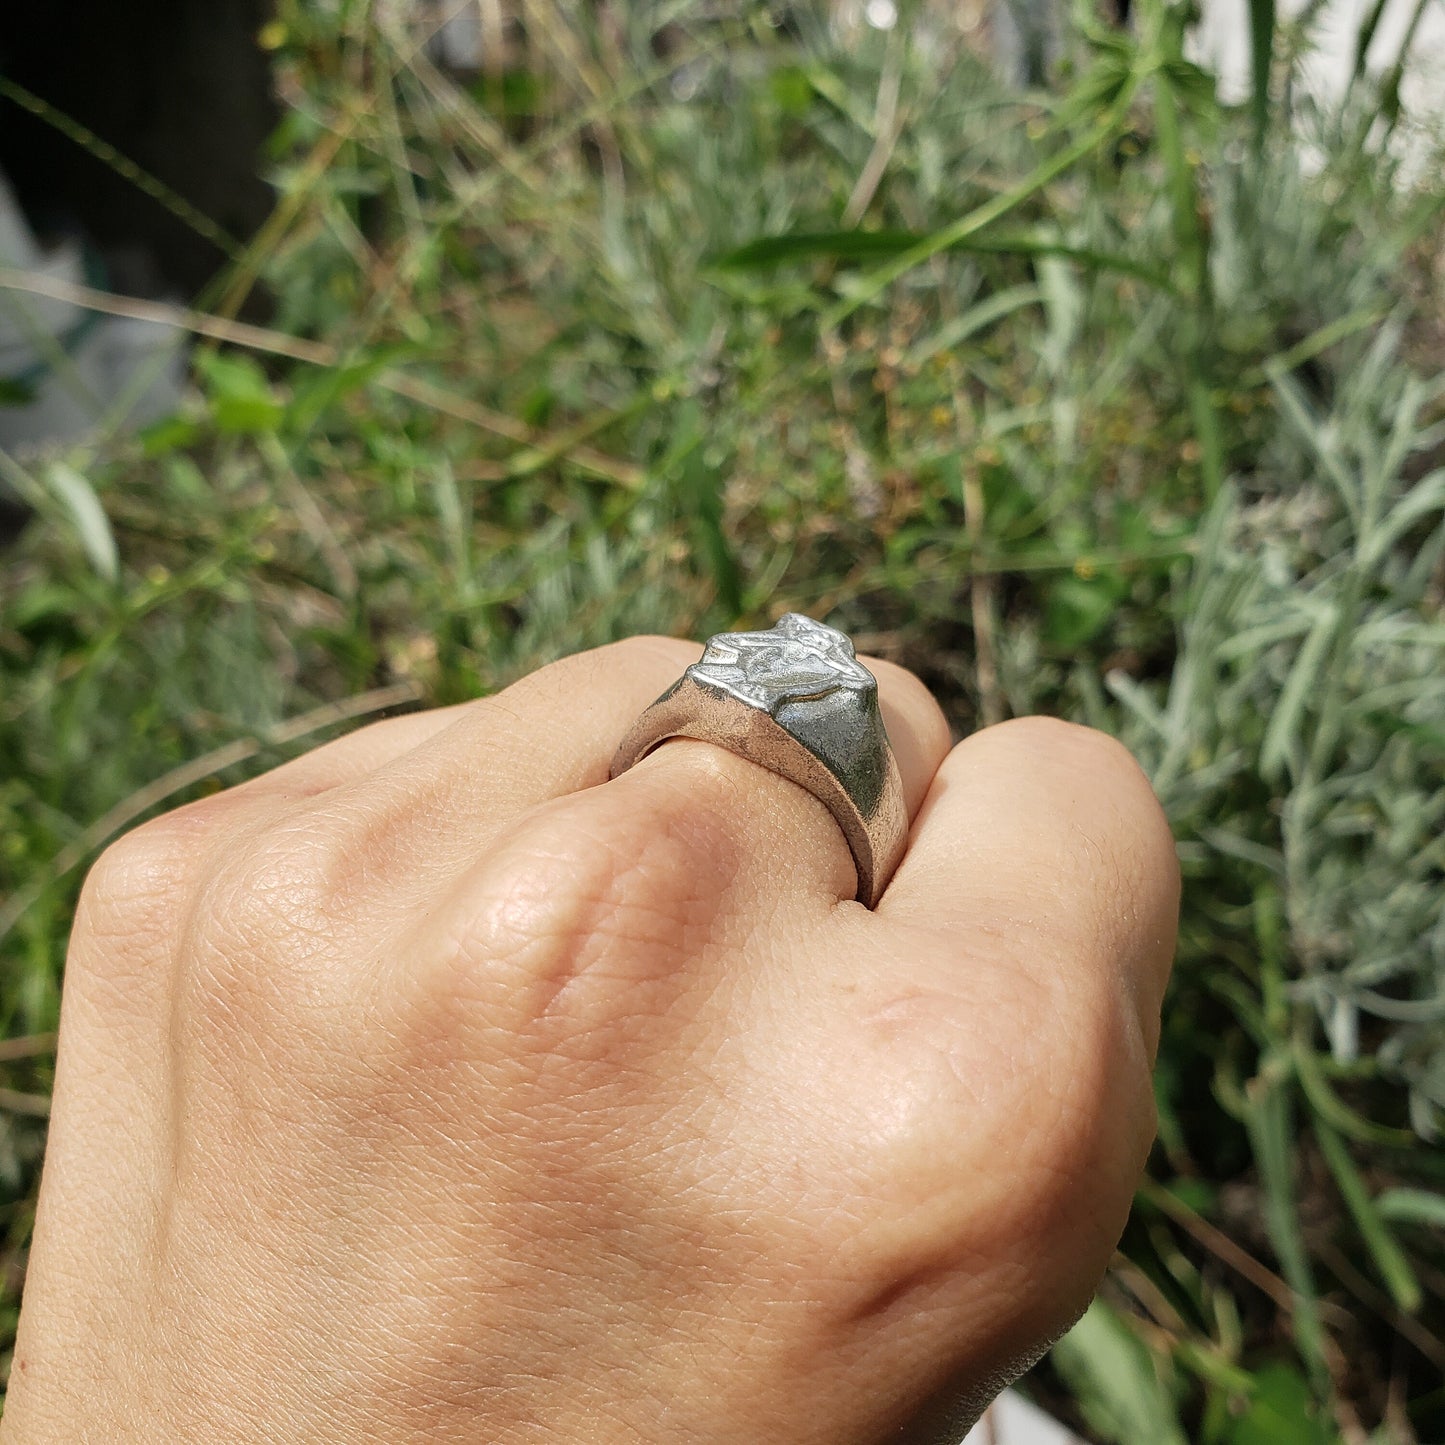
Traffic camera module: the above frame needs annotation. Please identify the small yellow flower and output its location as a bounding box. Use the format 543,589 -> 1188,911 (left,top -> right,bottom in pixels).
257,19 -> 288,51
930,405 -> 952,428
1073,557 -> 1096,580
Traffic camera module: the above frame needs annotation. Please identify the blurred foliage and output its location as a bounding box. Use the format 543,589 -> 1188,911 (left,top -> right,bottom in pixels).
2,0 -> 1444,1438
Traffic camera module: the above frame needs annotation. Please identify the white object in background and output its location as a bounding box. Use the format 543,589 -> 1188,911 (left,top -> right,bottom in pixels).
961,1390 -> 1084,1445
0,166 -> 185,455
1192,0 -> 1445,175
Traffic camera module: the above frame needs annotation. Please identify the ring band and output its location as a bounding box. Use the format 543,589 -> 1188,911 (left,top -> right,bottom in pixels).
609,614 -> 907,908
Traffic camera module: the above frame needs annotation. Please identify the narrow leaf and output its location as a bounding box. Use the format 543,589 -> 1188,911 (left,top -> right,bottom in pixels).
903,284 -> 1043,368
1051,1299 -> 1189,1445
1243,1063 -> 1331,1390
1376,1188 -> 1445,1230
823,100 -> 1131,327
1260,603 -> 1336,783
713,230 -> 1171,291
47,462 -> 118,583
1315,1118 -> 1423,1313
1352,0 -> 1391,80
1248,0 -> 1276,147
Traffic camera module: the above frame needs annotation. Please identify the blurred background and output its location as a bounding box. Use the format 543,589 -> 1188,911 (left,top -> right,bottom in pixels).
1,1 -> 1443,1439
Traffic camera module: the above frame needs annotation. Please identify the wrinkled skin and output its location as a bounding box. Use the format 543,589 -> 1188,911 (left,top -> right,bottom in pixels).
3,636 -> 1178,1443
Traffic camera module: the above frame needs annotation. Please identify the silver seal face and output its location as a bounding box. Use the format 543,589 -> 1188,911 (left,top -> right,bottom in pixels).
609,613 -> 908,908
689,614 -> 875,712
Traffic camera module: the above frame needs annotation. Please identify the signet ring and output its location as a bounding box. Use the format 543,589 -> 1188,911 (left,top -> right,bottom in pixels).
609,614 -> 908,908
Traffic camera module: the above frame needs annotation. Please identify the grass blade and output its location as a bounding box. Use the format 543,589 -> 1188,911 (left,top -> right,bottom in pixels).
1248,0 -> 1276,147
1259,603 -> 1336,784
1376,1188 -> 1445,1229
822,102 -> 1130,327
1351,0 -> 1391,81
903,283 -> 1043,368
1314,1118 -> 1423,1314
715,230 -> 1173,291
1051,1299 -> 1189,1445
47,462 -> 120,585
1243,1060 -> 1331,1391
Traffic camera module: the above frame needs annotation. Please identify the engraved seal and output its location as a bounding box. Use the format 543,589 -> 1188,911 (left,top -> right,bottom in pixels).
690,614 -> 876,712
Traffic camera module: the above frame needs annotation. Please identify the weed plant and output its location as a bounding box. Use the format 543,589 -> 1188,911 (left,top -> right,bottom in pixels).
1,1 -> 1443,1438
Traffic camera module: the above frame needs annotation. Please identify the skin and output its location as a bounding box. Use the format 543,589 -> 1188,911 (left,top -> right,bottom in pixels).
2,635 -> 1179,1443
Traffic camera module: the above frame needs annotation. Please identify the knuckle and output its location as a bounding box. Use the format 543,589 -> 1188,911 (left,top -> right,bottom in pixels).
209,819 -> 338,940
845,944 -> 1153,1295
74,813 -> 198,950
998,717 -> 1173,850
427,790 -> 725,1039
995,714 -> 1139,775
184,816 -> 347,1034
68,807 -> 226,1017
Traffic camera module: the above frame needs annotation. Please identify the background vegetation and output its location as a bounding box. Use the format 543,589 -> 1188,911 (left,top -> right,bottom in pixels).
1,0 -> 1443,1438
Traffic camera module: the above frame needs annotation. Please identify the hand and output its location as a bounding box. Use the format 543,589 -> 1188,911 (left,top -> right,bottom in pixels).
4,636 -> 1178,1443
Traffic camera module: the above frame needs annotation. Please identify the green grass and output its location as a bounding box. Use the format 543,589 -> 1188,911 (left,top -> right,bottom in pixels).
2,0 -> 1444,1437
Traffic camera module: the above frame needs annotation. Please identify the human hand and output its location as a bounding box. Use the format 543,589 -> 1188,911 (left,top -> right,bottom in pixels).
3,635 -> 1178,1443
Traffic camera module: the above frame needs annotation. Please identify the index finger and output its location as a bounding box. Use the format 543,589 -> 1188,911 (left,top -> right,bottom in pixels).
876,717 -> 1179,1057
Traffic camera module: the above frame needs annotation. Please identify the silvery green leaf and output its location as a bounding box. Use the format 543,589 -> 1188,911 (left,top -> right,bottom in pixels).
1260,603 -> 1338,784
47,462 -> 118,584
1377,1188 -> 1445,1229
1051,1300 -> 1189,1445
